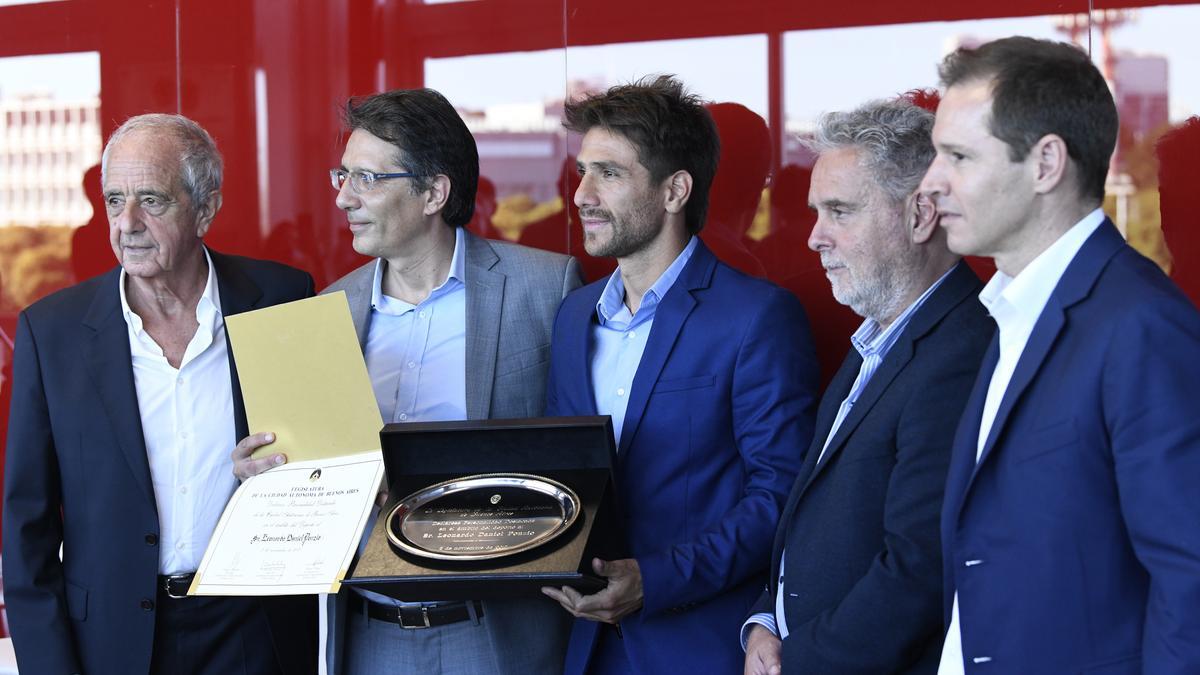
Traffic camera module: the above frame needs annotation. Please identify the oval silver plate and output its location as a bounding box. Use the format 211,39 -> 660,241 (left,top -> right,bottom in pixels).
386,473 -> 580,561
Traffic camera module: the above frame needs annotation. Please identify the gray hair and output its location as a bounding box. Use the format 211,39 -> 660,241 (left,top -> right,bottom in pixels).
100,113 -> 223,212
803,99 -> 934,204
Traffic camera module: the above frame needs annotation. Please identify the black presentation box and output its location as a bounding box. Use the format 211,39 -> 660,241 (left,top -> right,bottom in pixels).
341,416 -> 621,601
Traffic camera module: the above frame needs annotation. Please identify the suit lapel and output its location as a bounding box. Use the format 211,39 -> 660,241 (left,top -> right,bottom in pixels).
944,338 -> 997,527
617,243 -> 714,455
212,250 -> 264,442
971,222 -> 1124,474
338,263 -> 375,350
769,350 -> 858,586
561,283 -> 603,417
464,231 -> 504,421
806,261 -> 981,484
82,269 -> 157,507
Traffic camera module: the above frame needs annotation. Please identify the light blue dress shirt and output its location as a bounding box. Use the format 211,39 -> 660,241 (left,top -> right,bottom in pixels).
743,264 -> 954,645
590,236 -> 699,447
357,227 -> 467,607
363,227 -> 467,425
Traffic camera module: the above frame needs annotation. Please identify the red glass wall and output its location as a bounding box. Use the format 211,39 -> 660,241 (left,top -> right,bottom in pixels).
1,0 -> 1198,554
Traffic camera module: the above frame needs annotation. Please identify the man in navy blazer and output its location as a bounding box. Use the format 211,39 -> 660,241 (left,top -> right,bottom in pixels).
742,98 -> 993,674
922,37 -> 1200,673
540,76 -> 820,674
3,114 -> 316,674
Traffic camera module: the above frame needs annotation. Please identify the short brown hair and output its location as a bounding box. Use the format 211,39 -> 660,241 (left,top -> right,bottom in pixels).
563,75 -> 719,234
939,36 -> 1117,202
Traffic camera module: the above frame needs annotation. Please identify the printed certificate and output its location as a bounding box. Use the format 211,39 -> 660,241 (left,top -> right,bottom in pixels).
190,452 -> 383,595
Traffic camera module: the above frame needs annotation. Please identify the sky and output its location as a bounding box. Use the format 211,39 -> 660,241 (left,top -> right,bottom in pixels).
1,5 -> 1198,124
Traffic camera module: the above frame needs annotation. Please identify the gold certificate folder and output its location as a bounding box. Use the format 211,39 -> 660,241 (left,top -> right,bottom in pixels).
225,292 -> 384,462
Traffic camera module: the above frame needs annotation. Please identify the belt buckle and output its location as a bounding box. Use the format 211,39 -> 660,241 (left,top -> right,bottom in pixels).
163,573 -> 192,599
398,605 -> 432,629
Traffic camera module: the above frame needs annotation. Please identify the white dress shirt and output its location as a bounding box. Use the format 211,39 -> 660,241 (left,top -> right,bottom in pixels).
121,247 -> 237,575
938,208 -> 1105,673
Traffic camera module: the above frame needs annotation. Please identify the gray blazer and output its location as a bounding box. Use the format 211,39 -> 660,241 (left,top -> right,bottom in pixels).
322,229 -> 583,674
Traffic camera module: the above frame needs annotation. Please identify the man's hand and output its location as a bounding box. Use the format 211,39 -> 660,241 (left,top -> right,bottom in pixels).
231,432 -> 286,481
540,558 -> 643,623
744,624 -> 782,675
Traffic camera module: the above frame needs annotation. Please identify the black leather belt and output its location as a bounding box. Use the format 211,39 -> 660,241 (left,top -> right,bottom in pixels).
157,573 -> 196,599
348,593 -> 483,629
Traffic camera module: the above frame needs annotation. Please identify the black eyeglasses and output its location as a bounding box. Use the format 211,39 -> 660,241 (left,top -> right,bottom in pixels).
329,168 -> 420,192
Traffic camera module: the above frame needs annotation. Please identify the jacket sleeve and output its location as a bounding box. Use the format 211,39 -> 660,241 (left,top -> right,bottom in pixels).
3,312 -> 83,674
1105,295 -> 1200,674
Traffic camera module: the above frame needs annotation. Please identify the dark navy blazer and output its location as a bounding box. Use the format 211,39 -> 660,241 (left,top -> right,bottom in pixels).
751,260 -> 992,674
3,251 -> 317,675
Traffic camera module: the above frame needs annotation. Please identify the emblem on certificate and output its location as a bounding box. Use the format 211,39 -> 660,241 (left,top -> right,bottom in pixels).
386,473 -> 581,561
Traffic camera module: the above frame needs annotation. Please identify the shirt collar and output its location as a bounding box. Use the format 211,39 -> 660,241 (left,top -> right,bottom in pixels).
596,236 -> 699,328
979,207 -> 1105,331
370,226 -> 466,315
850,263 -> 956,359
119,246 -> 223,336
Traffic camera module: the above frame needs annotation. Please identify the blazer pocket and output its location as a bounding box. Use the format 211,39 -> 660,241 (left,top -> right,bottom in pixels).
65,579 -> 88,621
1014,418 -> 1078,464
495,343 -> 549,377
653,375 -> 714,394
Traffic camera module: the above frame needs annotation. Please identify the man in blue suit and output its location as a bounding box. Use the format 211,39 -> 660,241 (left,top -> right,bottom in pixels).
922,37 -> 1200,674
742,97 -> 993,674
540,75 -> 820,674
3,114 -> 316,674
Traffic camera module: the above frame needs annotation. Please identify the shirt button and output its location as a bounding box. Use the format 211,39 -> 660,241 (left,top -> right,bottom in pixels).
616,388 -> 626,396
418,310 -> 427,319
180,431 -> 189,440
145,533 -> 158,546
140,598 -> 155,611
399,413 -> 408,421
407,361 -> 416,369
176,542 -> 185,551
628,331 -> 636,339
180,486 -> 188,495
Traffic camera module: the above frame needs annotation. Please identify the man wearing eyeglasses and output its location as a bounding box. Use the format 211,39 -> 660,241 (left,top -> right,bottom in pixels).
234,88 -> 582,674
3,114 -> 316,675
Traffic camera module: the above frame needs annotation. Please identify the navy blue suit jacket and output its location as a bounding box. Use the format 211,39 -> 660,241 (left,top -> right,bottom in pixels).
751,261 -> 992,674
2,251 -> 317,675
942,221 -> 1200,673
546,242 -> 820,675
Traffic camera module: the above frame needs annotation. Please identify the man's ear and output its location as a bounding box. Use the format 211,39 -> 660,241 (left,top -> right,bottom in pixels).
663,170 -> 693,215
1031,134 -> 1069,195
195,192 -> 222,238
424,175 -> 452,216
910,191 -> 938,244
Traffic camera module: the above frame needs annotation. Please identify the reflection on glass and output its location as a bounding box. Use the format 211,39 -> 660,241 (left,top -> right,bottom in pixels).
426,49 -> 568,246
0,51 -> 101,314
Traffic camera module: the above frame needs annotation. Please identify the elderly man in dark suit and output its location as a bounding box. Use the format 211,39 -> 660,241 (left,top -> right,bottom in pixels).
3,114 -> 316,675
742,96 -> 993,674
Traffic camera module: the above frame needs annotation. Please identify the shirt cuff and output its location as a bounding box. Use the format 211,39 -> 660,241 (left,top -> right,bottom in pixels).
741,612 -> 779,651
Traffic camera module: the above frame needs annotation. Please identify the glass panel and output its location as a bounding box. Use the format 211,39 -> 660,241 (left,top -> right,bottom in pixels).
1088,4 -> 1200,307
426,48 -> 568,252
0,51 -> 101,311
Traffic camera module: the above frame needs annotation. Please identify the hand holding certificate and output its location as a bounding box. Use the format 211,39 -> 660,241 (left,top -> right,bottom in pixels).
190,293 -> 386,596
190,454 -> 383,595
